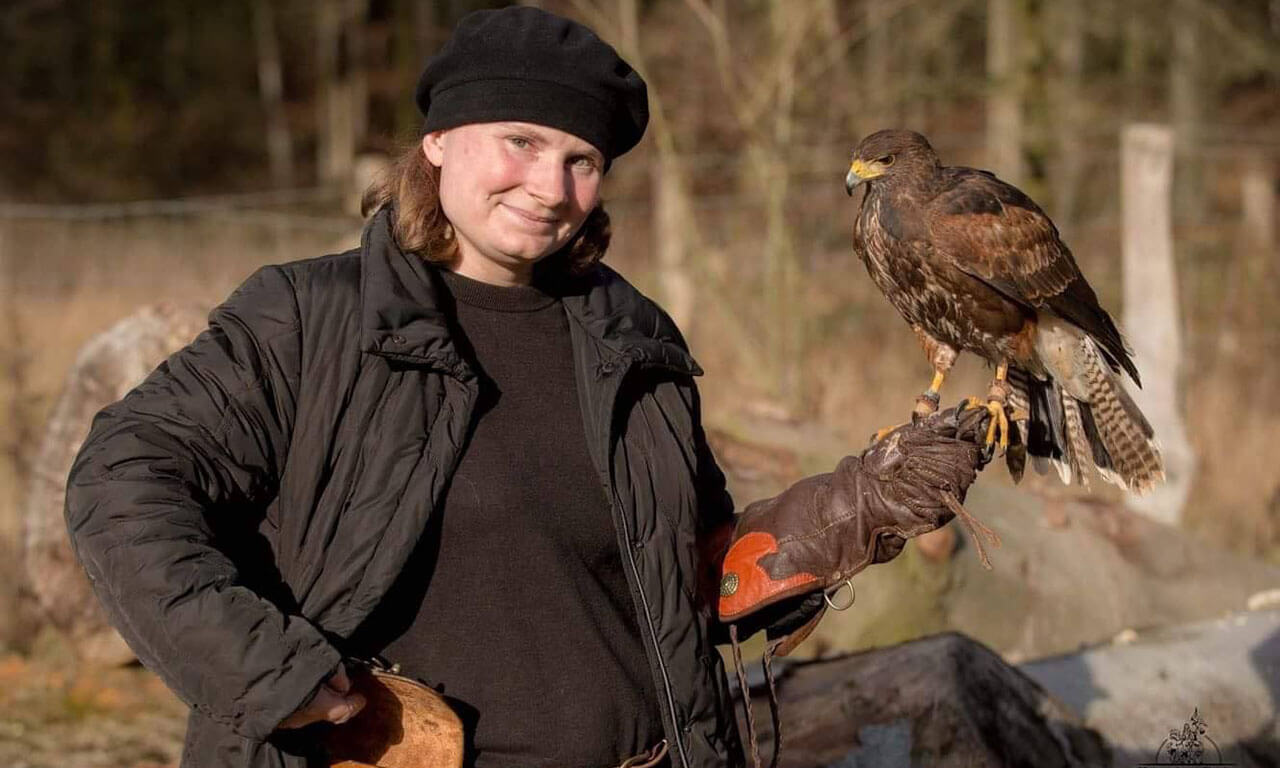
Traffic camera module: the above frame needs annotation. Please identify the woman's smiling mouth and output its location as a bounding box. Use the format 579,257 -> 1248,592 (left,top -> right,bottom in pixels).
501,203 -> 558,226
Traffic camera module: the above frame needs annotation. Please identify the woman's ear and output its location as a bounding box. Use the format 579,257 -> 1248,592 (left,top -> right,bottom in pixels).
422,131 -> 446,167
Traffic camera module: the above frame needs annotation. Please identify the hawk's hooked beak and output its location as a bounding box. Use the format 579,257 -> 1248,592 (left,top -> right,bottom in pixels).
846,159 -> 871,195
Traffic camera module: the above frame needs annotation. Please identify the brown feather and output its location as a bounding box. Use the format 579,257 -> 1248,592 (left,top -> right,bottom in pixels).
1060,395 -> 1091,489
1078,338 -> 1164,493
926,170 -> 1140,385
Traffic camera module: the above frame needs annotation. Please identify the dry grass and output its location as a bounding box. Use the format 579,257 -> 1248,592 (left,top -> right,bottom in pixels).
0,647 -> 187,767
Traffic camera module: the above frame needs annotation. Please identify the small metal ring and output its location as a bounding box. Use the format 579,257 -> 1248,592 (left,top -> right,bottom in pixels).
823,579 -> 856,611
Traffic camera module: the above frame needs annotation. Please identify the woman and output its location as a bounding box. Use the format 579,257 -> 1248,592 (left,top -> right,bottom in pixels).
66,7 -> 991,768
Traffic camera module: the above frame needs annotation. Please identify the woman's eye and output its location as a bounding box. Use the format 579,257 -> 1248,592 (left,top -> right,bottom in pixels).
572,156 -> 599,172
507,136 -> 532,150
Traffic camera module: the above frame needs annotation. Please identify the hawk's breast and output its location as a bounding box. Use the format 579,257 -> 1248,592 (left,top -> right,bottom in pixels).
858,192 -> 1030,361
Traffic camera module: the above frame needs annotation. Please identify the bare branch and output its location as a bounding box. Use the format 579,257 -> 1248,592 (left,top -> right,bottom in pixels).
681,0 -> 747,125
792,0 -> 924,94
1189,0 -> 1280,74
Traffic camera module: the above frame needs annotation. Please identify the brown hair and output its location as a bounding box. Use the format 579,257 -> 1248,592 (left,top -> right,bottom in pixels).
361,138 -> 612,275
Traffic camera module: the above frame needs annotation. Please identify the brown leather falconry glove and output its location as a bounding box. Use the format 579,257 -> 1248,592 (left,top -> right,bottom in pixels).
719,403 -> 996,651
715,404 -> 998,768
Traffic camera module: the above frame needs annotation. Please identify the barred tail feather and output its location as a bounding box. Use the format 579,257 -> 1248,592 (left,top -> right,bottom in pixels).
1077,338 -> 1164,494
1060,396 -> 1091,490
1012,365 -> 1081,487
1022,317 -> 1165,494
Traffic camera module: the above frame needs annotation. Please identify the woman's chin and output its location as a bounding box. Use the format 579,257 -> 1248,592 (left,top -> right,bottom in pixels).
496,236 -> 567,264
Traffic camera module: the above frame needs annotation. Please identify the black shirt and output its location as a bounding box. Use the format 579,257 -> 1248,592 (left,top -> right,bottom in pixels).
372,267 -> 665,767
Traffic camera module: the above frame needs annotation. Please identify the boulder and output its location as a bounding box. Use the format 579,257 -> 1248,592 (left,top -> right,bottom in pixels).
1021,608 -> 1280,767
21,303 -> 207,665
795,483 -> 1280,663
735,632 -> 1109,767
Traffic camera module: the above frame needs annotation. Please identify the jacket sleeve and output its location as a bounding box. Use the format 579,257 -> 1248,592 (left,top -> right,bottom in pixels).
686,382 -> 742,646
64,266 -> 342,741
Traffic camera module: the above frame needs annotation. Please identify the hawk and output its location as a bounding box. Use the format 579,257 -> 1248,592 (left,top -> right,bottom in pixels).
846,129 -> 1163,493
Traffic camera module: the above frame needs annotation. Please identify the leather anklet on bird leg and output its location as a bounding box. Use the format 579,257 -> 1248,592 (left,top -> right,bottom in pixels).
913,371 -> 946,418
874,371 -> 946,443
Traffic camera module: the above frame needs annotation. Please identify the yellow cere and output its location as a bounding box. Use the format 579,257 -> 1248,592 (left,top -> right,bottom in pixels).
850,158 -> 878,179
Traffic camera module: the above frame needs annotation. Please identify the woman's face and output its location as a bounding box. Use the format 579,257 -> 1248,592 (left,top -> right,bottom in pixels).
423,121 -> 605,286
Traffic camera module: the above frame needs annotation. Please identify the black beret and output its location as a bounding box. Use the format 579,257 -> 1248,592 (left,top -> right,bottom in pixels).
416,6 -> 649,163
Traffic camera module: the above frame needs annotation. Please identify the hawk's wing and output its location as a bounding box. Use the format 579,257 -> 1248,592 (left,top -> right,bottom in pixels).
926,167 -> 1140,385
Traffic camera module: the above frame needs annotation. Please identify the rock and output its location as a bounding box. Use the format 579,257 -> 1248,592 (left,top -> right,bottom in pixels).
914,527 -> 956,562
21,303 -> 208,663
1248,589 -> 1280,612
1021,609 -> 1280,767
797,483 -> 1280,662
736,632 -> 1108,767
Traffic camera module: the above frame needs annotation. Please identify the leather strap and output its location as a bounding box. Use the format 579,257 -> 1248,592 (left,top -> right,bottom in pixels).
616,738 -> 669,768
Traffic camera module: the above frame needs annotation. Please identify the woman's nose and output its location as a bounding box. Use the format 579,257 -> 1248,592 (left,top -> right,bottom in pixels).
523,157 -> 570,208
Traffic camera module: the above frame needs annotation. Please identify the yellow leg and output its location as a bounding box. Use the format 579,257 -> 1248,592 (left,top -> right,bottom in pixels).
912,370 -> 947,418
874,370 -> 948,443
963,362 -> 1011,453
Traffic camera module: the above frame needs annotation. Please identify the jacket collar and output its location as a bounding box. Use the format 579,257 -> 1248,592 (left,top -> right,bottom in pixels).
358,206 -> 701,378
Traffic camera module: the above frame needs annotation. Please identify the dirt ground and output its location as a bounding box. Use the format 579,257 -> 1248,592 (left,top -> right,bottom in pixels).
0,642 -> 186,768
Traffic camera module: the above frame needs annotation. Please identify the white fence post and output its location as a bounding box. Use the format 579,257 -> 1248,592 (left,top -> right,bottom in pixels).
1121,124 -> 1194,524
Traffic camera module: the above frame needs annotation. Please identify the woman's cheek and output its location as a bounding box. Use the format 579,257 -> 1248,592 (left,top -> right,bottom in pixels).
573,176 -> 602,214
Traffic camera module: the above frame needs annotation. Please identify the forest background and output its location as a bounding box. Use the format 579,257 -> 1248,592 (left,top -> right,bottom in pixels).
0,0 -> 1277,761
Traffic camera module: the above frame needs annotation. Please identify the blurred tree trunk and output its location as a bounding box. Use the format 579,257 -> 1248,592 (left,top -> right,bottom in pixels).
252,0 -> 295,188
761,0 -> 804,402
616,0 -> 697,331
1169,0 -> 1203,223
316,0 -> 367,187
569,0 -> 700,332
0,225 -> 22,544
1048,0 -> 1083,229
985,0 -> 1025,184
1122,2 -> 1147,118
908,2 -> 969,135
1241,153 -> 1276,252
1120,124 -> 1193,525
863,0 -> 891,135
932,4 -> 963,133
902,2 -> 929,131
815,0 -> 844,141
681,0 -> 817,405
651,159 -> 695,332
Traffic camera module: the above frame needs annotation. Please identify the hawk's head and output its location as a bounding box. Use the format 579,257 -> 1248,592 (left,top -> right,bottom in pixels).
846,129 -> 940,195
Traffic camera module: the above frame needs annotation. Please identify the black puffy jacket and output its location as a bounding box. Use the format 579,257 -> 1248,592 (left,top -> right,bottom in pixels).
66,208 -> 744,768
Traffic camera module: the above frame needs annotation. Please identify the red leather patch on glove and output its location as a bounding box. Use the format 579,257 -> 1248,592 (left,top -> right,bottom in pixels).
718,531 -> 819,622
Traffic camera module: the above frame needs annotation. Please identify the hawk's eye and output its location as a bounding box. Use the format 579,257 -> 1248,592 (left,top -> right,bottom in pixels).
878,154 -> 895,166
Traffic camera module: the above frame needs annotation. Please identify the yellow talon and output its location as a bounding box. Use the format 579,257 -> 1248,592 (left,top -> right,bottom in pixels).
871,422 -> 908,443
961,363 -> 1014,454
984,400 -> 1009,452
964,396 -> 1011,454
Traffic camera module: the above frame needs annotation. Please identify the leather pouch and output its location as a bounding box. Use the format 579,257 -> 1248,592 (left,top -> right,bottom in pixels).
322,661 -> 464,768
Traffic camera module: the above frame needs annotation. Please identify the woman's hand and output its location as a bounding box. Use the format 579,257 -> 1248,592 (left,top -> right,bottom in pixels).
276,663 -> 367,730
